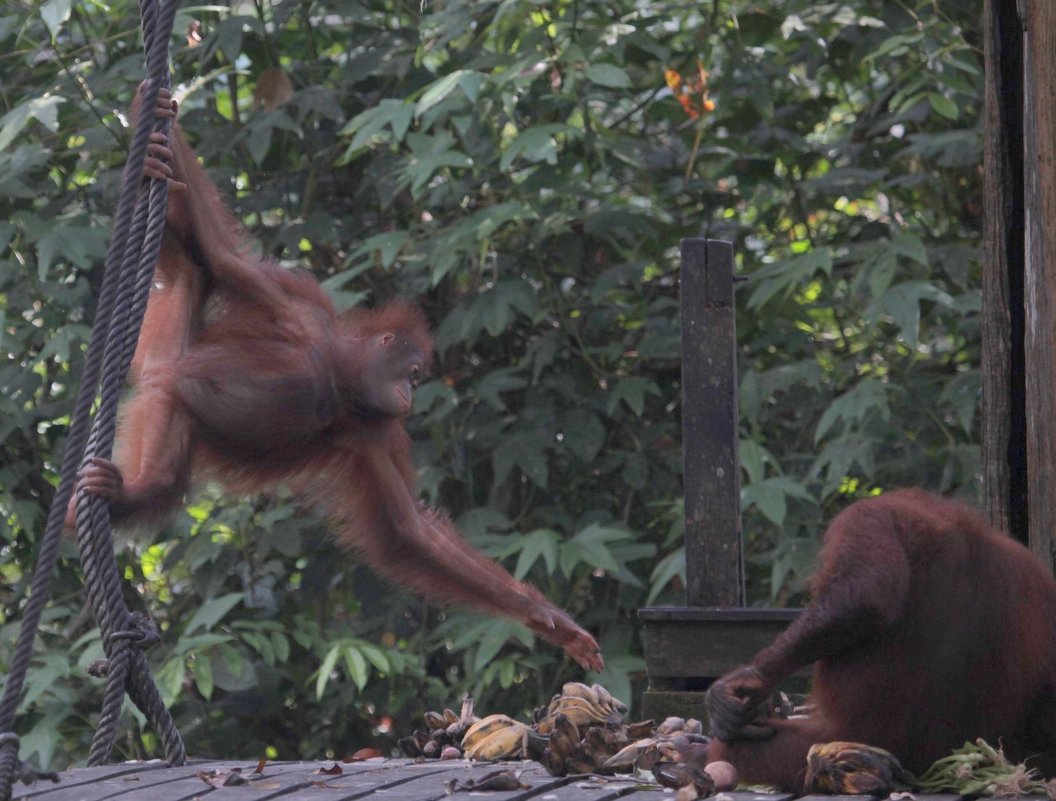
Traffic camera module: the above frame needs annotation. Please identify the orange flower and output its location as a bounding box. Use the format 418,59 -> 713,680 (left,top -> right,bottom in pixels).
665,61 -> 715,119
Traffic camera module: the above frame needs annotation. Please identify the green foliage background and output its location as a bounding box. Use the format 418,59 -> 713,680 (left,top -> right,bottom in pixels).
0,0 -> 981,768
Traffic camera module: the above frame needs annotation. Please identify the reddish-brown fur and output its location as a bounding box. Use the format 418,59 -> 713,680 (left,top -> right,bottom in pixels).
70,88 -> 602,672
706,489 -> 1056,788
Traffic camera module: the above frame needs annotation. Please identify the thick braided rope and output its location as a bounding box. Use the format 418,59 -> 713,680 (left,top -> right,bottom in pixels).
0,0 -> 182,795
77,0 -> 185,769
79,168 -> 186,768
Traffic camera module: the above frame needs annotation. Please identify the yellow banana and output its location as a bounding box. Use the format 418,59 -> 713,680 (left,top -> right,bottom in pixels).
465,722 -> 528,760
561,682 -> 601,705
559,695 -> 608,717
592,683 -> 628,714
537,697 -> 612,733
461,714 -> 518,749
590,683 -> 613,707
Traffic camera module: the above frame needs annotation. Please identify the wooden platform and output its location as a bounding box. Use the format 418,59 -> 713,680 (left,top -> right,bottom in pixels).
9,758 -> 1046,801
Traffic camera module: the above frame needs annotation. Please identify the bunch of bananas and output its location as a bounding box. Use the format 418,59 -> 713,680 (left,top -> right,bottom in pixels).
396,682 -> 637,770
397,696 -> 479,760
534,682 -> 627,734
459,715 -> 530,761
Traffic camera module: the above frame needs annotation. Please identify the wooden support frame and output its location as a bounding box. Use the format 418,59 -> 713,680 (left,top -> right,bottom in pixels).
681,239 -> 745,607
638,239 -> 799,721
982,0 -> 1056,570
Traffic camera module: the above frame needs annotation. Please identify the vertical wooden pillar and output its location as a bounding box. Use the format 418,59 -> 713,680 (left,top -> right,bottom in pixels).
680,239 -> 745,607
1023,0 -> 1056,568
638,239 -> 798,721
981,0 -> 1026,539
983,0 -> 1056,570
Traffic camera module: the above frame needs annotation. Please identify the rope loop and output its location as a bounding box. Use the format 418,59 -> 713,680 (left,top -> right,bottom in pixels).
109,613 -> 161,650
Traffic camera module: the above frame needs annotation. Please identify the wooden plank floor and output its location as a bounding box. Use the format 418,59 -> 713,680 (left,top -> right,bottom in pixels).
9,758 -> 1047,801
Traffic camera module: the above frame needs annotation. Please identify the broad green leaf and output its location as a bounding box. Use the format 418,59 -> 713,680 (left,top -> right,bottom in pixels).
561,410 -> 606,462
194,655 -> 215,699
475,367 -> 529,410
747,248 -> 834,310
316,644 -> 341,699
156,658 -> 187,705
184,593 -> 243,634
416,70 -> 486,118
500,124 -> 575,171
349,231 -> 410,269
606,377 -> 661,417
513,528 -> 561,579
35,225 -> 107,277
741,477 -> 813,526
214,15 -> 247,63
560,524 -> 629,576
406,150 -> 473,195
270,631 -> 291,663
0,96 -> 63,153
585,63 -> 632,89
39,0 -> 72,39
815,380 -> 892,444
343,644 -> 369,690
358,643 -> 391,674
873,281 -> 954,349
493,435 -> 548,488
646,548 -> 685,605
471,619 -> 527,673
928,92 -> 959,120
341,99 -> 415,154
739,440 -> 780,485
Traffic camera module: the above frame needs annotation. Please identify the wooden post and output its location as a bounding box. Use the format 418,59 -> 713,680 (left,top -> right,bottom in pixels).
1023,0 -> 1056,569
982,0 -> 1056,570
638,239 -> 798,721
981,0 -> 1026,539
680,239 -> 744,606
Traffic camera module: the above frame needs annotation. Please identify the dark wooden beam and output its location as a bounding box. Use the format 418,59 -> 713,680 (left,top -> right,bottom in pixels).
982,0 -> 1027,541
639,240 -> 802,721
1023,0 -> 1056,569
680,238 -> 744,607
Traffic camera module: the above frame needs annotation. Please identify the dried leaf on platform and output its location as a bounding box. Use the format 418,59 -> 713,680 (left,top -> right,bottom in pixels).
345,747 -> 383,761
197,768 -> 248,788
311,763 -> 343,776
445,768 -> 529,793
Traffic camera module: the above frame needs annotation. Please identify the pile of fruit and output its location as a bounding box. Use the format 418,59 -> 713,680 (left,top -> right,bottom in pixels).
397,683 -> 737,796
